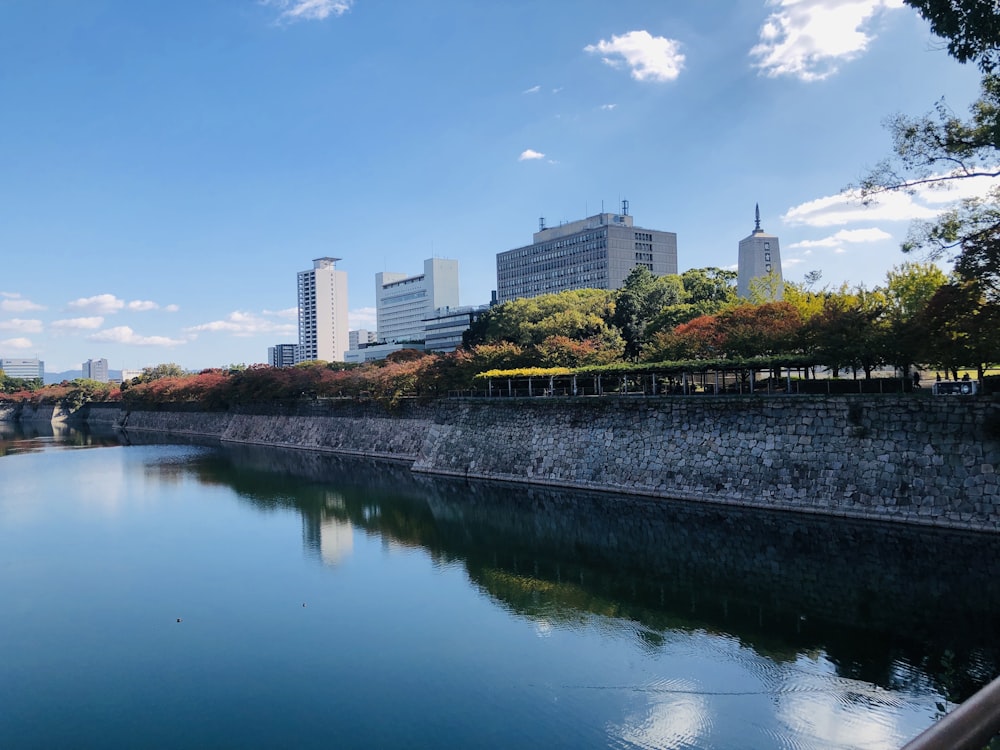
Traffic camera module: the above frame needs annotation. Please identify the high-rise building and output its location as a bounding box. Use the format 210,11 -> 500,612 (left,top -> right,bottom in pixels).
0,357 -> 44,380
737,205 -> 783,300
268,344 -> 299,368
376,258 -> 459,344
496,203 -> 678,303
297,257 -> 349,363
82,358 -> 109,382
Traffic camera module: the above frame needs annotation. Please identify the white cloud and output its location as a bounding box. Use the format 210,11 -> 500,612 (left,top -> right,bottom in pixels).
0,319 -> 43,334
349,306 -> 377,329
789,227 -> 893,248
264,0 -> 353,22
127,300 -> 159,311
600,103 -> 618,111
262,307 -> 299,319
0,337 -> 33,350
0,297 -> 45,313
51,317 -> 105,331
519,149 -> 545,161
87,326 -> 186,347
523,85 -> 541,94
164,304 -> 180,313
67,294 -> 125,315
185,311 -> 296,337
585,30 -> 685,82
750,0 -> 904,81
783,258 -> 806,265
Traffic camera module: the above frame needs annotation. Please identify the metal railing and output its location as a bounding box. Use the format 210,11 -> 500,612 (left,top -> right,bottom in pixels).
901,675 -> 1000,750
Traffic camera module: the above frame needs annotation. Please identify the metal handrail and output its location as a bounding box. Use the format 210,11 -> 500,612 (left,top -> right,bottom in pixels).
901,675 -> 1000,750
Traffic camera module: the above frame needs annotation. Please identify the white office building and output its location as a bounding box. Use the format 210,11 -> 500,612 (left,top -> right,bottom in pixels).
377,258 -> 459,344
1,357 -> 44,380
737,205 -> 783,300
82,358 -> 109,382
496,202 -> 678,303
297,257 -> 349,363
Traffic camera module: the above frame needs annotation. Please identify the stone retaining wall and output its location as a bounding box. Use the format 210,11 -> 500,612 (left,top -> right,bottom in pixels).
413,396 -> 1000,531
122,400 -> 433,461
4,395 -> 998,531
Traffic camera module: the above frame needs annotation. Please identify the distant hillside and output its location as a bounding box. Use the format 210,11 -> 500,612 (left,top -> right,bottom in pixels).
44,369 -> 122,385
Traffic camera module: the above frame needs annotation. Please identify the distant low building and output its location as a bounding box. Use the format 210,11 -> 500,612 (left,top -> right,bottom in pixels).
343,342 -> 426,364
268,343 -> 299,368
1,357 -> 44,380
349,329 -> 377,350
82,358 -> 109,382
423,305 -> 490,353
121,368 -> 143,383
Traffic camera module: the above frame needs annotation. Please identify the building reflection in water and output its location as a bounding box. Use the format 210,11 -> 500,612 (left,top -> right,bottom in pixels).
150,438 -> 1000,731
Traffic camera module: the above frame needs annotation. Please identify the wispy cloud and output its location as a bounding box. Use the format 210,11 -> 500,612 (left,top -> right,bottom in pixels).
519,149 -> 545,161
349,306 -> 377,329
128,300 -> 159,312
87,326 -> 187,347
585,30 -> 685,82
185,311 -> 296,337
263,0 -> 353,22
783,189 -> 937,227
0,319 -> 43,334
164,304 -> 180,313
750,0 -> 904,82
523,84 -> 541,94
52,317 -> 105,331
0,297 -> 45,313
68,294 -> 125,315
0,337 -> 33,350
789,228 -> 893,248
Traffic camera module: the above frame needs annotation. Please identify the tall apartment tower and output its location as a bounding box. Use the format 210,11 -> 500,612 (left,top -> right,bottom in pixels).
376,258 -> 459,344
82,358 -> 109,382
496,202 -> 678,303
297,257 -> 349,363
737,205 -> 783,300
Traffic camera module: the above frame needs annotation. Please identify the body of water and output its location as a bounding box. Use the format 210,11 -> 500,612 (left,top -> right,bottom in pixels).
1,424 -> 997,749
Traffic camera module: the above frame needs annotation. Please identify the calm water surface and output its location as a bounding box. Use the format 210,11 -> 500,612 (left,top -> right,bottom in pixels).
1,423 -> 998,749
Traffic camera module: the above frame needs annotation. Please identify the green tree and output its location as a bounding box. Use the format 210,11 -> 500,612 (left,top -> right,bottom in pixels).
916,280 -> 1000,380
861,1 -> 1000,297
903,0 -> 1000,73
648,267 -> 737,333
463,289 -> 616,348
612,266 -> 683,360
140,363 -> 186,381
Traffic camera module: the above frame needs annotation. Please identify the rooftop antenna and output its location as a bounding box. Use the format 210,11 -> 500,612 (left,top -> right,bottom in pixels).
621,198 -> 629,217
754,203 -> 762,232
539,216 -> 546,231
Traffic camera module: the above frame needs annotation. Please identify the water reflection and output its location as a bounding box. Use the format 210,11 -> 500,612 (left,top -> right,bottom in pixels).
146,438 -> 1000,711
0,421 -> 121,456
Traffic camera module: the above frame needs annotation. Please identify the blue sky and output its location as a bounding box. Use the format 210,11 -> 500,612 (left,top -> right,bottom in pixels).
0,0 -> 989,373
